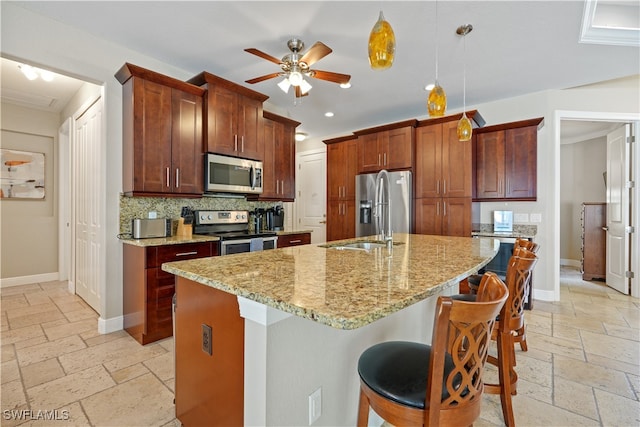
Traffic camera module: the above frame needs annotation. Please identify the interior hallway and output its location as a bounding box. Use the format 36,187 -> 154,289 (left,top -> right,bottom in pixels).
1,266 -> 638,426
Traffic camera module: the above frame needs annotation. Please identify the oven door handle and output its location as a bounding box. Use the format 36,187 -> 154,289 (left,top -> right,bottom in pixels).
221,238 -> 253,247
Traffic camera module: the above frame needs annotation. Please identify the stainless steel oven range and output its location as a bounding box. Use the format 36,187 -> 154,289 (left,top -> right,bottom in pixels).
193,210 -> 277,255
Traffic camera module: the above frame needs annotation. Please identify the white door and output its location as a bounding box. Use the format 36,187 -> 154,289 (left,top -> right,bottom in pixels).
605,124 -> 631,294
296,150 -> 326,244
74,97 -> 104,312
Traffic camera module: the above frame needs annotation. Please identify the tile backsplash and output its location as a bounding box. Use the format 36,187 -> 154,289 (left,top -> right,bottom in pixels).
119,194 -> 279,237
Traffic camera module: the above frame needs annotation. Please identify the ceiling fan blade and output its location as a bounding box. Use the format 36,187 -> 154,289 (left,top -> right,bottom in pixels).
310,70 -> 351,85
244,48 -> 282,65
299,42 -> 332,67
245,72 -> 282,84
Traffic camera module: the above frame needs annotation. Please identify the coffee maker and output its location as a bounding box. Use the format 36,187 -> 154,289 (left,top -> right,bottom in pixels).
265,206 -> 285,231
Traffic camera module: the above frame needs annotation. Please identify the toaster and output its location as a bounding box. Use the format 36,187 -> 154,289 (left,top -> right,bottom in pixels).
132,218 -> 171,239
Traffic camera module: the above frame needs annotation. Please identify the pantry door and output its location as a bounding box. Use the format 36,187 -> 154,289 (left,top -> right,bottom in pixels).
296,150 -> 326,244
74,97 -> 104,312
605,124 -> 631,295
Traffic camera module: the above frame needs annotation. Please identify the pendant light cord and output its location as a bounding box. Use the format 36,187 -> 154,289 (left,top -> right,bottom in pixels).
462,33 -> 466,112
435,0 -> 439,81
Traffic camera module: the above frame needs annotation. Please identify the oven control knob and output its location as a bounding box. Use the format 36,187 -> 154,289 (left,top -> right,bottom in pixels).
207,215 -> 212,220
200,215 -> 206,221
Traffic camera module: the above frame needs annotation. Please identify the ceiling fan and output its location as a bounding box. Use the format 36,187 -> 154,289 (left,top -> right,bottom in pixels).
244,38 -> 351,98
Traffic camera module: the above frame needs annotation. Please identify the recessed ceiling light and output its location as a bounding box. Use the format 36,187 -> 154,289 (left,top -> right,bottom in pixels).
340,82 -> 351,89
325,112 -> 334,118
295,132 -> 308,142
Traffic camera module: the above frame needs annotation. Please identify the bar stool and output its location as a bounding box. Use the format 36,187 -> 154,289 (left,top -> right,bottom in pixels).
356,273 -> 508,426
469,239 -> 540,351
485,247 -> 538,427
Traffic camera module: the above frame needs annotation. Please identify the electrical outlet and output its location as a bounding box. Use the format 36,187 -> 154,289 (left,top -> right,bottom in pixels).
514,213 -> 529,223
308,387 -> 321,425
530,213 -> 542,223
202,324 -> 212,356
148,211 -> 157,219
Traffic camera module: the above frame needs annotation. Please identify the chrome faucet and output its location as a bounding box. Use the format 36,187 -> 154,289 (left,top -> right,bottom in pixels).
374,169 -> 392,244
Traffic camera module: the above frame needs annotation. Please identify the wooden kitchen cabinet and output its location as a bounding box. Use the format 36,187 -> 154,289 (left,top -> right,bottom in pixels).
326,200 -> 356,242
277,232 -> 311,248
123,240 -> 218,345
354,120 -> 417,173
188,72 -> 268,161
116,63 -> 205,197
325,135 -> 358,241
258,111 -> 300,201
474,117 -> 543,201
414,197 -> 471,237
581,202 -> 606,281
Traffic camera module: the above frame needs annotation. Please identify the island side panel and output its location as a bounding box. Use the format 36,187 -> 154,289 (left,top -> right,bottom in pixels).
175,276 -> 244,425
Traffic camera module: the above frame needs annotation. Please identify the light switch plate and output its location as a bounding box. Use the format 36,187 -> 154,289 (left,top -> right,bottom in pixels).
530,213 -> 542,223
308,387 -> 321,425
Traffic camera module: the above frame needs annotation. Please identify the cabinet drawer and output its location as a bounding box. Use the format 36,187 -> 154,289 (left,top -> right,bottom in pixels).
278,233 -> 311,248
146,242 -> 214,267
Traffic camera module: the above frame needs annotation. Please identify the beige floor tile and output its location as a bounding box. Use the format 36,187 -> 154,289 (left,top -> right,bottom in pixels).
514,353 -> 552,389
157,336 -> 174,352
1,313 -> 8,332
63,307 -> 98,323
24,291 -> 54,307
526,330 -> 586,361
603,321 -> 640,341
8,309 -> 66,330
594,388 -> 640,426
81,329 -> 129,346
5,302 -> 59,319
628,372 -> 640,399
13,335 -> 49,350
102,342 -> 168,373
515,377 -> 552,404
27,365 -> 115,410
587,352 -> 640,375
161,419 -> 181,427
617,305 -> 640,328
20,357 -> 66,389
1,324 -> 45,346
1,343 -> 16,362
0,284 -> 42,297
551,323 -> 582,342
511,394 -> 601,426
554,354 -> 635,399
1,359 -> 21,384
552,312 -> 606,334
12,401 -> 91,426
110,362 -> 150,384
581,329 -> 640,366
1,378 -> 27,410
54,300 -> 91,314
81,373 -> 175,426
143,351 -> 174,382
16,335 -> 86,367
553,376 -> 599,420
1,294 -> 30,312
43,318 -> 97,341
532,300 -> 576,316
164,377 -> 175,393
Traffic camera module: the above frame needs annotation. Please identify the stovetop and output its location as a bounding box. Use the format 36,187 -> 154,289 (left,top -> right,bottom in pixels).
192,209 -> 276,240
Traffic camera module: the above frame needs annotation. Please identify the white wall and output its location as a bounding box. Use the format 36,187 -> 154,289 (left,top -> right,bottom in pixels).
1,104 -> 59,282
560,137 -> 607,262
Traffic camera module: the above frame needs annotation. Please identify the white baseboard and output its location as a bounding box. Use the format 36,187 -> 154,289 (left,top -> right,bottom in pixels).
0,272 -> 59,288
560,258 -> 581,268
98,315 -> 123,334
533,288 -> 556,302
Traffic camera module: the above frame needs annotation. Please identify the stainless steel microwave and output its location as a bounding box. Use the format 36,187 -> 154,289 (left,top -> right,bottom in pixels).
204,153 -> 263,194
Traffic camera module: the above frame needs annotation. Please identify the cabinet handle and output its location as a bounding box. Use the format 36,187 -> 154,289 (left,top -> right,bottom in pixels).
166,167 -> 170,187
175,168 -> 180,188
234,135 -> 238,152
436,201 -> 440,216
241,136 -> 245,152
443,200 -> 447,216
176,251 -> 198,257
276,180 -> 280,194
289,239 -> 302,244
378,153 -> 381,166
437,180 -> 440,195
443,180 -> 446,195
383,152 -> 387,166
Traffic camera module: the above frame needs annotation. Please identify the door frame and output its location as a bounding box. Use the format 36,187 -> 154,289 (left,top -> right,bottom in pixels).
555,110 -> 639,298
294,147 -> 327,244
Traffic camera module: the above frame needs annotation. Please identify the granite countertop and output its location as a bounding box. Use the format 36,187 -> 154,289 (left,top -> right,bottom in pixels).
162,233 -> 499,330
120,234 -> 220,247
275,229 -> 313,236
471,223 -> 537,239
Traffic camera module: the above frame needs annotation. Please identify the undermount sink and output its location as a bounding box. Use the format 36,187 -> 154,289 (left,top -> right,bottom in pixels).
319,240 -> 403,252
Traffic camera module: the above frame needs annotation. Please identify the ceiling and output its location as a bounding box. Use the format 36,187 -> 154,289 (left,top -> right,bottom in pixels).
2,1 -> 639,142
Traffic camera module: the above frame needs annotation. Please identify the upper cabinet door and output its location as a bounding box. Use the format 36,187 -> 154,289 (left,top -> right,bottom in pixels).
236,96 -> 263,161
357,133 -> 382,173
415,124 -> 443,199
475,130 -> 505,199
504,126 -> 537,199
171,89 -> 203,195
386,126 -> 413,170
442,120 -> 472,198
207,86 -> 239,157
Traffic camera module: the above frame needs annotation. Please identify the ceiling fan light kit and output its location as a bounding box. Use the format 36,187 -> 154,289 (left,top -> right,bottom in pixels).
245,38 -> 351,100
456,24 -> 473,142
368,11 -> 396,70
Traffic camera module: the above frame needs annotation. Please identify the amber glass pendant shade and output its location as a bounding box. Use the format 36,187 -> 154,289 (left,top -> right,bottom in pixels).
457,113 -> 473,141
368,11 -> 395,70
427,82 -> 447,117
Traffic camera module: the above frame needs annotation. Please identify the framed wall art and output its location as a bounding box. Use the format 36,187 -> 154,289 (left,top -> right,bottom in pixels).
0,148 -> 46,199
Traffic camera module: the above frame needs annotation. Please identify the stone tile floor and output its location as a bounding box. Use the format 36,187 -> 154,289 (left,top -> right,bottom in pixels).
1,266 -> 638,426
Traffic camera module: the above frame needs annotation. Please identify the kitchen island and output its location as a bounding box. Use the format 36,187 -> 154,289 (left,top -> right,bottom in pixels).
162,233 -> 498,426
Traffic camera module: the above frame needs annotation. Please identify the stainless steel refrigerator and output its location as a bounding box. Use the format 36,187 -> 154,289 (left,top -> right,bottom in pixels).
355,170 -> 412,238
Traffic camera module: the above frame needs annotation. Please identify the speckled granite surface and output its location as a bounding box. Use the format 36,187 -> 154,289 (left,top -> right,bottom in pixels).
472,223 -> 537,239
162,233 -> 499,330
120,235 -> 220,247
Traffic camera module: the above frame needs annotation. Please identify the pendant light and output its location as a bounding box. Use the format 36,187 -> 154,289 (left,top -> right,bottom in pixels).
368,11 -> 395,70
456,24 -> 473,142
427,0 -> 446,117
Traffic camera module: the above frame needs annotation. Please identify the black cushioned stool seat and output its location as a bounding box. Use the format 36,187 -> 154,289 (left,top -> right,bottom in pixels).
357,341 -> 459,409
